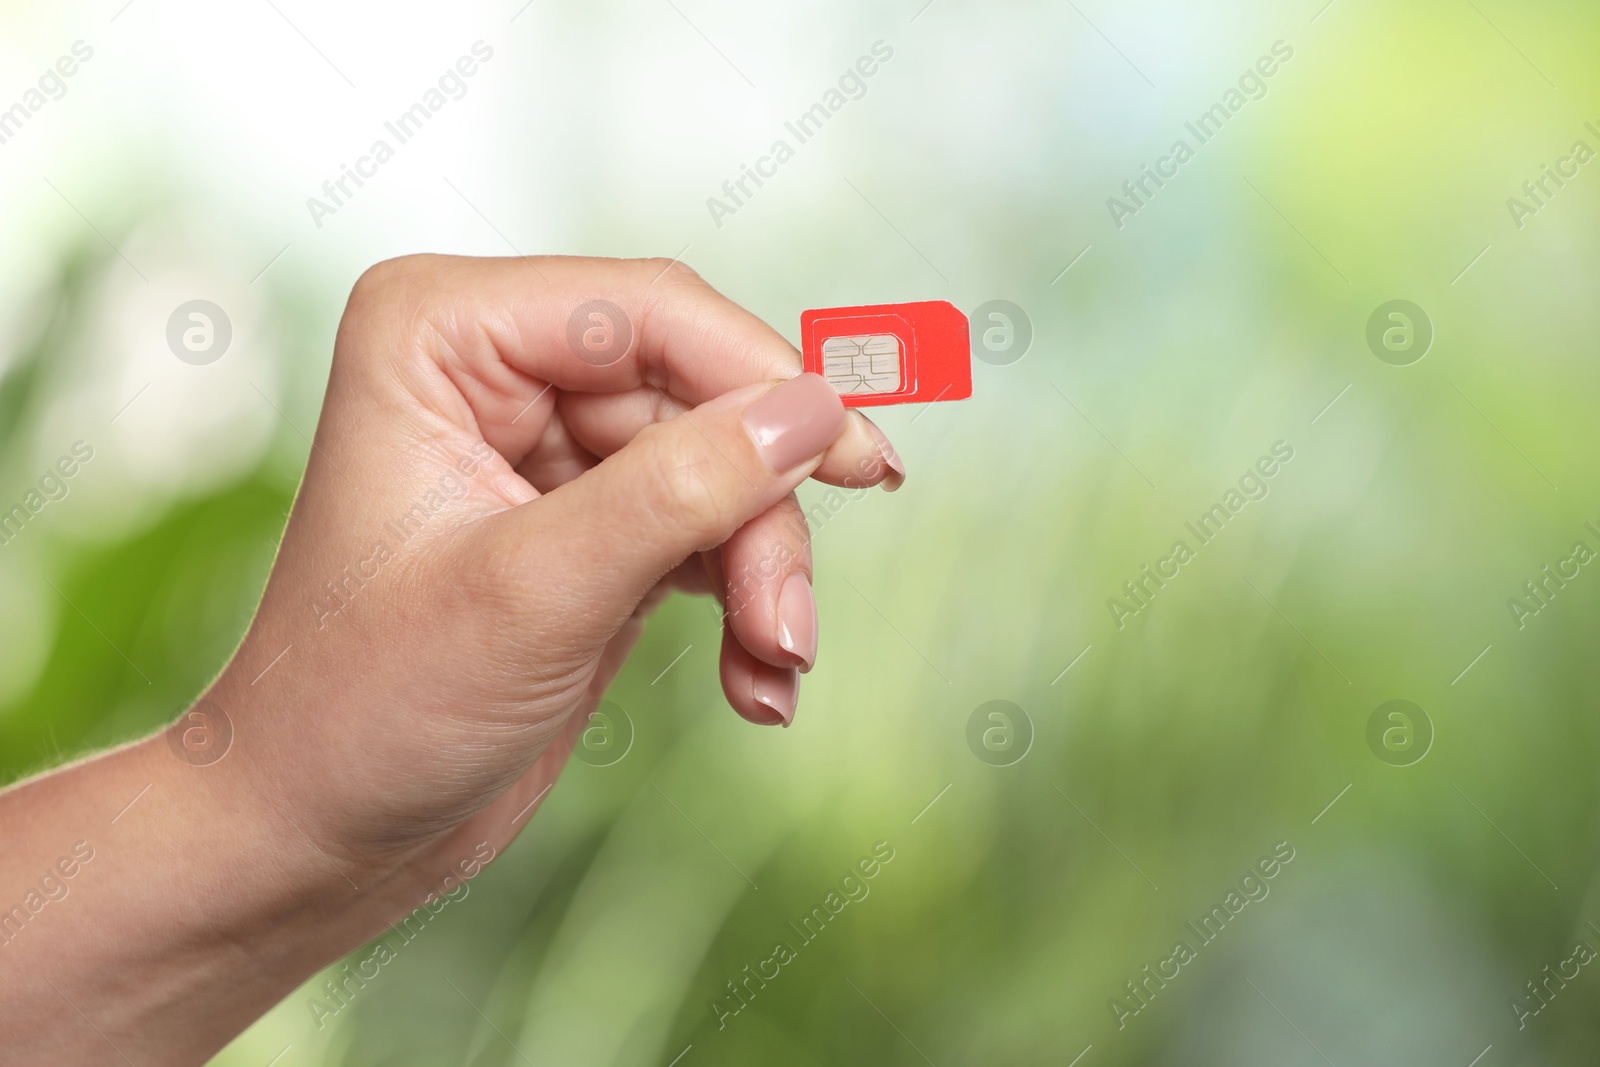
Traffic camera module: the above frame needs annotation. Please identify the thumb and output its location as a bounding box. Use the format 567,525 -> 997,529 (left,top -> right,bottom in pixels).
478,373 -> 846,634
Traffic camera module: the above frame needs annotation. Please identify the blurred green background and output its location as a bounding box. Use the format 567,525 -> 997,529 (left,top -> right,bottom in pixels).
4,0 -> 1600,1063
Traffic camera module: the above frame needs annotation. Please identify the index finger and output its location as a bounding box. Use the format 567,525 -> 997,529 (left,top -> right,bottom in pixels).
360,253 -> 787,402
342,252 -> 901,489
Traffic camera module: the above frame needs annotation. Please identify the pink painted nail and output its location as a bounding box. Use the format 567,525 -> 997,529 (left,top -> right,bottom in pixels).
750,668 -> 800,727
743,374 -> 847,473
777,573 -> 817,672
865,420 -> 906,492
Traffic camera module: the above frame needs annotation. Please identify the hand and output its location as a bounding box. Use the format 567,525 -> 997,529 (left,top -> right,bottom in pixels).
228,252 -> 902,876
233,252 -> 904,882
0,254 -> 903,1064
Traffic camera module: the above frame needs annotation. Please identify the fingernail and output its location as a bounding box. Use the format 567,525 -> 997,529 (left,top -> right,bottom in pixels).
776,573 -> 817,672
743,374 -> 847,473
864,419 -> 906,492
750,668 -> 800,727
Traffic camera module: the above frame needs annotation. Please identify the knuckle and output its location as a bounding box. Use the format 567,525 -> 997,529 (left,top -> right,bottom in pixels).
348,254 -> 435,312
339,256 -> 435,361
636,256 -> 705,287
339,255 -> 469,378
644,426 -> 737,545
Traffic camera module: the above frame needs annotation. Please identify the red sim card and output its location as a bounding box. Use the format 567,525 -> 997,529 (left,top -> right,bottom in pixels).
800,300 -> 971,408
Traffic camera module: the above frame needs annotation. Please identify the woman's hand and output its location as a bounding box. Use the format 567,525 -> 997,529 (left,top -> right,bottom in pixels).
0,255 -> 903,1063
233,252 -> 901,878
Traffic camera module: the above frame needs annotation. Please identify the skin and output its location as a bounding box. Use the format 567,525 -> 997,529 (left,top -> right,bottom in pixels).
0,255 -> 903,1063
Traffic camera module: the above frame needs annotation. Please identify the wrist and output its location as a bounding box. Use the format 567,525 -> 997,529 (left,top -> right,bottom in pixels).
0,718 -> 397,1062
201,638 -> 426,892
120,731 -> 387,1057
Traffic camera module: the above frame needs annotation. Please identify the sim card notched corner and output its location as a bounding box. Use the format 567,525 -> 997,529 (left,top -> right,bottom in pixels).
800,299 -> 971,409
